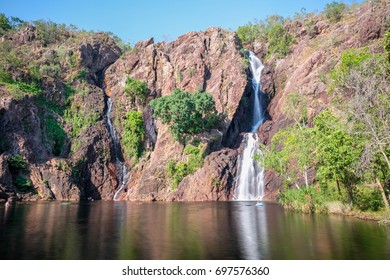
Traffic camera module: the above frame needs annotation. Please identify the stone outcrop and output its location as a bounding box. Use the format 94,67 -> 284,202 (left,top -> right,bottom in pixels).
256,1 -> 389,197
0,28 -> 121,201
104,27 -> 249,201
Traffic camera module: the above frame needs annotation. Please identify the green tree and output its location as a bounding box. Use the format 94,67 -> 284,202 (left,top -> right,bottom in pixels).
124,77 -> 148,105
313,110 -> 362,202
236,15 -> 295,58
0,13 -> 12,35
324,1 -> 347,23
149,89 -> 221,141
267,22 -> 295,58
122,111 -> 145,161
330,49 -> 390,209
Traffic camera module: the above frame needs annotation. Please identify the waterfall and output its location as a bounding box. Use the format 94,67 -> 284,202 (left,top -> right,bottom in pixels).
104,96 -> 129,201
235,52 -> 266,201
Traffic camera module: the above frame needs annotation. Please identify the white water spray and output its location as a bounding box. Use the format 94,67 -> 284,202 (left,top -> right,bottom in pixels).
235,52 -> 266,201
105,97 -> 129,201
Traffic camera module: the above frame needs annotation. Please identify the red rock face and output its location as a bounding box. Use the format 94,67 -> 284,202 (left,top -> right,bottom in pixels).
104,27 -> 249,201
256,1 -> 389,197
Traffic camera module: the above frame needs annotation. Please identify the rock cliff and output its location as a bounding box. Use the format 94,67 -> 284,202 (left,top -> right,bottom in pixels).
104,27 -> 249,201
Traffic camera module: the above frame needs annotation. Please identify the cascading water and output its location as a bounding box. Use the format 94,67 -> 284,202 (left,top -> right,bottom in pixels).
235,52 -> 266,201
104,96 -> 129,201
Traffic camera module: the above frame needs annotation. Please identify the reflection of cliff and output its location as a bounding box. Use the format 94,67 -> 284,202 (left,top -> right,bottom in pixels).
1,202 -> 390,259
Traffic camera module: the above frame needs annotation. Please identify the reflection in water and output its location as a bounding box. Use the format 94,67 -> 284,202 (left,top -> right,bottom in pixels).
235,202 -> 268,259
0,201 -> 389,259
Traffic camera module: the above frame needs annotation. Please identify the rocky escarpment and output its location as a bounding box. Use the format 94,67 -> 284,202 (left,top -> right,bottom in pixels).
1,24 -> 252,202
254,1 -> 390,198
104,27 -> 250,201
0,26 -> 121,201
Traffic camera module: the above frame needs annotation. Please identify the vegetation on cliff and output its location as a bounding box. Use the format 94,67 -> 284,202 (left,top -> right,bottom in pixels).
262,28 -> 390,216
150,89 -> 222,141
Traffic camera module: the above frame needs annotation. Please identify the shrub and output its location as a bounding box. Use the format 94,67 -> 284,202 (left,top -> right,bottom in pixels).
355,187 -> 384,211
385,28 -> 390,63
122,111 -> 145,161
236,16 -> 295,58
278,186 -> 329,213
45,115 -> 66,156
124,77 -> 148,104
39,64 -> 62,78
0,13 -> 12,35
8,154 -> 27,170
166,144 -> 205,189
324,1 -> 347,23
268,23 -> 296,58
236,22 -> 265,44
64,97 -> 99,138
13,176 -> 32,192
329,47 -> 373,92
149,89 -> 221,141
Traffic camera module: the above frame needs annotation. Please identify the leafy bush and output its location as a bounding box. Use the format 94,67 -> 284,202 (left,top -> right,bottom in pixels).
236,22 -> 265,44
0,13 -> 12,35
39,63 -> 62,78
329,47 -> 373,92
324,1 -> 347,23
267,23 -> 295,58
45,115 -> 66,156
149,89 -> 221,141
166,144 -> 205,189
278,186 -> 329,213
8,154 -> 27,170
385,28 -> 390,62
64,97 -> 99,138
124,77 -> 148,104
355,187 -> 384,211
236,15 -> 295,58
122,111 -> 145,161
13,176 -> 32,192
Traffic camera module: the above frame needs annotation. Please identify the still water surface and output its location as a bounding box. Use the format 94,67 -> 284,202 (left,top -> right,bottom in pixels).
0,201 -> 389,259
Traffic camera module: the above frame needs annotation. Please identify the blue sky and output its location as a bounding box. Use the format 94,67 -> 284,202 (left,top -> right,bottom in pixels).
2,0 -> 361,44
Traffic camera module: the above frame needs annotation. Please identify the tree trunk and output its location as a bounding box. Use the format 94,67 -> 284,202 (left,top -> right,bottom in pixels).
304,170 -> 309,188
376,177 -> 390,211
336,180 -> 341,195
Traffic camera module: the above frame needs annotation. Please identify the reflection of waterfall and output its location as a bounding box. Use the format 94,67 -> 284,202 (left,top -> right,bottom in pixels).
104,96 -> 129,200
235,202 -> 269,259
235,52 -> 267,201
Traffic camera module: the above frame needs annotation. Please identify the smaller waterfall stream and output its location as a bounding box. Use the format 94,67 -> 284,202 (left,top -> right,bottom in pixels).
235,52 -> 266,201
104,97 -> 129,201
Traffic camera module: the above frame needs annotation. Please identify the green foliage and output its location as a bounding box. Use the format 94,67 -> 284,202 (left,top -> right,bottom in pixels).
355,187 -> 385,211
64,97 -> 99,138
329,47 -> 373,93
13,176 -> 32,192
45,115 -> 66,156
314,110 -> 363,200
8,154 -> 27,170
122,111 -> 145,161
124,77 -> 148,104
385,28 -> 390,63
0,13 -> 24,35
75,68 -> 88,81
267,23 -> 296,58
166,144 -> 205,189
33,20 -> 70,46
279,186 -> 329,213
324,1 -> 347,23
283,92 -> 308,126
149,89 -> 221,141
39,63 -> 62,78
236,15 -> 295,58
0,13 -> 12,35
236,21 -> 265,44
